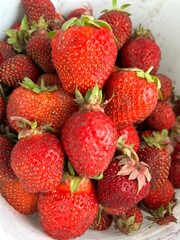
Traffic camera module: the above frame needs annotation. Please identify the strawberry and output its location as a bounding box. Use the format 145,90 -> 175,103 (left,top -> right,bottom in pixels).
146,101 -> 176,131
61,85 -> 117,178
99,2 -> 132,50
6,78 -> 77,134
67,4 -> 93,19
0,177 -> 39,215
36,73 -> 61,87
0,86 -> 5,123
154,73 -> 173,100
38,175 -> 99,239
138,130 -> 171,189
52,11 -> 66,30
103,205 -> 130,216
142,179 -> 174,210
117,125 -> 140,152
22,0 -> 56,29
104,68 -> 159,128
90,207 -> 113,231
117,25 -> 161,73
0,54 -> 39,88
10,121 -> 65,193
51,15 -> 117,94
0,135 -> 15,183
0,41 -> 17,66
114,205 -> 143,234
26,30 -> 55,73
97,140 -> 151,210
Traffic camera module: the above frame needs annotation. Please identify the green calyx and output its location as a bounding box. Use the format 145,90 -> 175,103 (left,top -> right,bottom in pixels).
101,0 -> 131,15
5,15 -> 50,53
133,24 -> 154,40
10,117 -> 56,139
61,15 -> 112,31
75,84 -> 107,112
20,77 -> 57,93
62,172 -> 82,194
142,129 -> 170,149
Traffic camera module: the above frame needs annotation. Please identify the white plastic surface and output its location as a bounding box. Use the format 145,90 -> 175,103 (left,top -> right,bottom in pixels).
0,0 -> 180,239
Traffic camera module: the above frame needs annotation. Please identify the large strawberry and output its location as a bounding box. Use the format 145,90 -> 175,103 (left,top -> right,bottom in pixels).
51,15 -> 117,94
99,1 -> 132,50
97,140 -> 151,210
26,30 -> 55,72
117,25 -> 161,73
10,121 -> 65,193
104,67 -> 160,128
61,85 -> 117,178
22,0 -> 56,29
154,73 -> 173,100
38,174 -> 99,239
0,54 -> 39,88
6,78 -> 77,134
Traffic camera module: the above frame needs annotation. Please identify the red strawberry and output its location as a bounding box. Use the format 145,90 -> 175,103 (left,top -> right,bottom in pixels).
0,86 -> 5,123
142,179 -> 174,210
0,54 -> 39,88
26,30 -> 55,72
36,73 -> 61,87
90,207 -> 113,231
22,0 -> 56,28
114,205 -> 143,234
103,205 -> 130,216
61,85 -> 117,178
51,15 -> 117,95
0,178 -> 39,215
104,68 -> 159,128
11,122 -> 65,193
99,2 -> 132,50
52,11 -> 66,30
38,175 -> 99,239
117,125 -> 140,152
0,135 -> 15,182
0,41 -> 17,66
67,4 -> 93,19
154,73 -> 173,100
6,78 -> 77,134
97,148 -> 151,210
146,101 -> 176,131
117,25 -> 161,73
138,138 -> 171,189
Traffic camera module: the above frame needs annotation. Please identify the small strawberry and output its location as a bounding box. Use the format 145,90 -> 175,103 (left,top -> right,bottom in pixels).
0,41 -> 17,66
22,0 -> 56,29
142,179 -> 174,210
7,78 -> 77,133
154,73 -> 173,100
0,135 -> 15,183
26,30 -> 55,72
38,175 -> 99,239
90,206 -> 113,231
0,54 -> 39,88
146,101 -> 176,131
99,1 -> 132,50
138,130 -> 171,189
104,67 -> 160,128
51,15 -> 117,94
117,125 -> 140,152
97,141 -> 151,210
67,4 -> 93,19
117,25 -> 161,73
10,120 -> 65,193
114,205 -> 143,234
61,85 -> 117,178
36,73 -> 61,87
0,177 -> 39,215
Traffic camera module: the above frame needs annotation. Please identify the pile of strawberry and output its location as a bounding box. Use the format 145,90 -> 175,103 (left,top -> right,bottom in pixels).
0,0 -> 180,239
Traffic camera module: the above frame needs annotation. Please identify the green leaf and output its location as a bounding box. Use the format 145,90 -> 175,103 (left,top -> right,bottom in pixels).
70,177 -> 82,194
4,29 -> 16,38
68,161 -> 76,176
20,15 -> 30,31
112,0 -> 117,9
48,31 -> 57,38
31,121 -> 38,130
7,38 -> 17,44
75,87 -> 84,104
61,17 -> 78,31
90,172 -> 103,180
